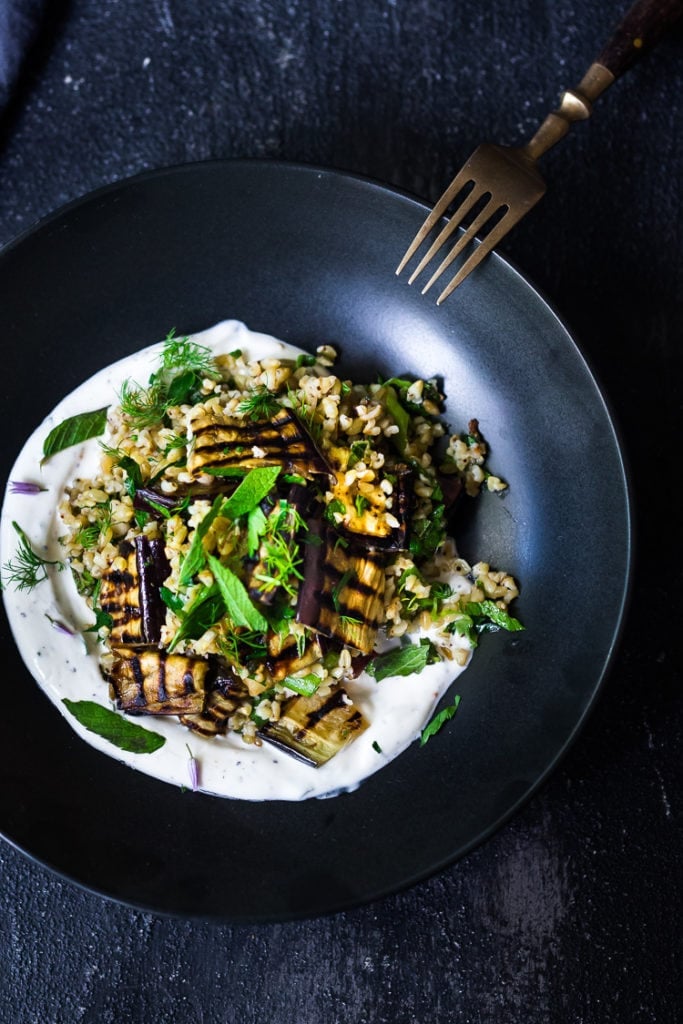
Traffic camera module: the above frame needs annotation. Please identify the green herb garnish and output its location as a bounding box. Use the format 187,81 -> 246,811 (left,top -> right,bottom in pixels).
83,579 -> 114,633
448,600 -> 524,646
177,494 -> 225,586
409,503 -> 446,560
465,600 -> 524,632
63,699 -> 166,754
207,556 -> 269,631
237,386 -> 281,421
331,568 -> 355,611
203,466 -> 248,478
158,329 -> 220,382
1,522 -> 64,592
221,465 -> 281,519
354,493 -> 370,518
366,642 -> 433,682
282,673 -> 321,697
247,505 -> 269,557
178,467 -> 281,586
159,586 -> 185,615
118,379 -> 167,428
167,582 -> 227,652
420,695 -> 461,745
324,498 -> 346,524
252,531 -> 304,599
383,385 -> 410,453
42,406 -> 109,463
119,330 -> 220,428
347,440 -> 369,469
218,627 -> 267,668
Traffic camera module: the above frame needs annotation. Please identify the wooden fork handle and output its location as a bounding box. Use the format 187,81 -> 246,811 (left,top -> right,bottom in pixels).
597,0 -> 683,80
524,0 -> 683,161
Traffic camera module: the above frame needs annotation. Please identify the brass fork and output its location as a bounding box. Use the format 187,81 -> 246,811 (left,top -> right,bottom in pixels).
397,0 -> 683,304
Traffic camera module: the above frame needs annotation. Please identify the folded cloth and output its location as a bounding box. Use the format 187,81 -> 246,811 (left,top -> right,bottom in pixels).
0,0 -> 47,109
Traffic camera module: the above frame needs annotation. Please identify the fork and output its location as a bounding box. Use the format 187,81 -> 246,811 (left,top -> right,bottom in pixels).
396,0 -> 683,304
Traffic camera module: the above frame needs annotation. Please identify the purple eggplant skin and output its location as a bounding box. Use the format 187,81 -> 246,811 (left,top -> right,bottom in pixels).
133,487 -> 179,515
135,536 -> 170,644
295,517 -> 325,629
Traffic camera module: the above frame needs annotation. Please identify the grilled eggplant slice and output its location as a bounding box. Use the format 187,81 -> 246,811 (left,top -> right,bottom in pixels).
259,685 -> 368,766
98,543 -> 142,646
329,464 -> 413,552
98,537 -> 170,646
296,521 -> 385,653
105,647 -> 208,715
180,668 -> 249,736
188,406 -> 330,479
266,632 -> 325,682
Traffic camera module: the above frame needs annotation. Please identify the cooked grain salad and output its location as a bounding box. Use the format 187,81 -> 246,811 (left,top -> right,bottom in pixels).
52,328 -> 522,768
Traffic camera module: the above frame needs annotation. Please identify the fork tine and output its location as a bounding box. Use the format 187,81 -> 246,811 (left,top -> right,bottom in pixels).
407,185 -> 487,285
435,205 -> 528,304
395,164 -> 477,276
421,196 -> 501,294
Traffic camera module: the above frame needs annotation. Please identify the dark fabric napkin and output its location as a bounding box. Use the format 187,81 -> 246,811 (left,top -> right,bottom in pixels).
0,0 -> 47,109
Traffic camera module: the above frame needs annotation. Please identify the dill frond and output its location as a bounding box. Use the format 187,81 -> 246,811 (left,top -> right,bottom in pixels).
1,522 -> 64,592
237,386 -> 281,421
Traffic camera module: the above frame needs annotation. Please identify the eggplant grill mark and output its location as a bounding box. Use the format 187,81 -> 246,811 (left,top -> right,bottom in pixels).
100,599 -> 139,620
303,687 -> 349,727
129,655 -> 149,708
156,656 -> 168,703
192,409 -> 328,474
181,669 -> 196,697
107,569 -> 136,587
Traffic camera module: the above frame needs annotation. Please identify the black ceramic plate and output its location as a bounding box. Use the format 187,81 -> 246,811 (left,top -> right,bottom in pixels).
0,161 -> 631,922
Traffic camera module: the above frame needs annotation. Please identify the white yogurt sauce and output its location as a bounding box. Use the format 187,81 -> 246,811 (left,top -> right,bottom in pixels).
0,320 -> 473,801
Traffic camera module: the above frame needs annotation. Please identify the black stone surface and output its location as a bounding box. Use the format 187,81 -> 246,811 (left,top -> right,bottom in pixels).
0,2 -> 681,1021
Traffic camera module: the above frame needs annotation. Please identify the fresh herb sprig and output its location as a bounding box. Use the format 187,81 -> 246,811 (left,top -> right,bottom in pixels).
42,406 -> 109,463
366,640 -> 437,682
237,386 -> 281,421
119,330 -> 220,428
63,699 -> 165,754
177,466 -> 281,586
1,522 -> 64,592
447,600 -> 524,647
420,695 -> 461,745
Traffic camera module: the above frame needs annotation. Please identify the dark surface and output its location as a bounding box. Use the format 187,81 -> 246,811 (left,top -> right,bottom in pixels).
0,161 -> 631,922
0,0 -> 680,1020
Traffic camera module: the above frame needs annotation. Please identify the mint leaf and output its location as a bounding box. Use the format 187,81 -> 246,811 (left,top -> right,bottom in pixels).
464,600 -> 524,633
420,695 -> 461,745
167,582 -> 226,651
168,584 -> 226,649
366,642 -> 433,682
220,465 -> 280,519
42,407 -> 109,462
62,699 -> 166,754
203,467 -> 247,477
177,467 -> 280,587
207,555 -> 268,631
247,505 -> 268,557
177,494 -> 224,587
282,673 -> 321,697
159,586 -> 184,614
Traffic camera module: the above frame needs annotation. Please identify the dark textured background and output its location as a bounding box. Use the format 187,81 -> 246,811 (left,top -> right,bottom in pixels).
0,1 -> 681,1021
